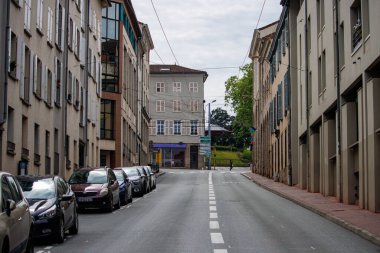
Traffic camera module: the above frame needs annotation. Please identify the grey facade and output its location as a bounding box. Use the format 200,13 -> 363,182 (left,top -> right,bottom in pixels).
149,65 -> 208,169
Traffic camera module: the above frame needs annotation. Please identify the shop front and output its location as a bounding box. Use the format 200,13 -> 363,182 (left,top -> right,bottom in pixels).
153,143 -> 186,168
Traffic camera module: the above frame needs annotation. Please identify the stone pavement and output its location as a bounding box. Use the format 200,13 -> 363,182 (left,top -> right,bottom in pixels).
241,171 -> 380,247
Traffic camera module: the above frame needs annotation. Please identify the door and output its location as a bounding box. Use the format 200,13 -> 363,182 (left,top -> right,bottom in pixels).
190,145 -> 198,169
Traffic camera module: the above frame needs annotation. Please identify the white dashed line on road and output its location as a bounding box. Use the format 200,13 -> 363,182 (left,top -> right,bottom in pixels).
214,250 -> 228,253
210,206 -> 217,211
210,212 -> 218,219
211,233 -> 225,244
210,221 -> 220,229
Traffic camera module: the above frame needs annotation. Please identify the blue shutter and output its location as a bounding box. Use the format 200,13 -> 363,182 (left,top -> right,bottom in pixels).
285,71 -> 290,111
274,96 -> 277,126
278,83 -> 283,121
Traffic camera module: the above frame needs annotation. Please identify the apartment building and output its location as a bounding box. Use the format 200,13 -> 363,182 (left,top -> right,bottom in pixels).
100,1 -> 153,168
249,21 -> 277,179
294,0 -> 380,212
1,0 -> 108,179
149,65 -> 208,169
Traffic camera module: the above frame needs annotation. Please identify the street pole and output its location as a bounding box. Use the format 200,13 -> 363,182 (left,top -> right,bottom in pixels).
208,100 -> 216,170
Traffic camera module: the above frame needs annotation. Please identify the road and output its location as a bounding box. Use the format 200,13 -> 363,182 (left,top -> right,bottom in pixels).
36,168 -> 380,253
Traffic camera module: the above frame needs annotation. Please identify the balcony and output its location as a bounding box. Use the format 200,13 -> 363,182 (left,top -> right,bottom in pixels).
7,141 -> 16,156
21,148 -> 29,160
34,153 -> 41,166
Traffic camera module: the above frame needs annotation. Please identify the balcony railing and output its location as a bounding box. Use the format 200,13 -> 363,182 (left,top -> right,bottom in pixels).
7,141 -> 15,155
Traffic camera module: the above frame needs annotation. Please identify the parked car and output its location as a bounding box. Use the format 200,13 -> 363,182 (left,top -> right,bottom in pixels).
136,166 -> 150,193
68,167 -> 120,212
0,172 -> 34,253
17,175 -> 78,243
144,166 -> 156,190
112,168 -> 132,205
122,167 -> 144,197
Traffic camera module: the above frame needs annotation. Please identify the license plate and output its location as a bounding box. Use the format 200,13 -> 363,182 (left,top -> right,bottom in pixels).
78,197 -> 93,202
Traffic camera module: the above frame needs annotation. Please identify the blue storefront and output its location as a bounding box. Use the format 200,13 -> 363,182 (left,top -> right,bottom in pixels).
153,143 -> 186,168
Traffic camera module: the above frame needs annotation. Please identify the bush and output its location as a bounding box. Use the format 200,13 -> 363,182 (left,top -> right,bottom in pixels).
213,145 -> 237,152
241,150 -> 252,161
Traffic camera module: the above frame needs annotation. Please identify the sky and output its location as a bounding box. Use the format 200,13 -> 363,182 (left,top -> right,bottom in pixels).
132,0 -> 282,115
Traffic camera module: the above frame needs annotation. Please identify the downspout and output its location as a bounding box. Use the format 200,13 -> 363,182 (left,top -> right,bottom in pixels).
334,0 -> 342,202
2,0 -> 10,125
286,6 -> 292,186
304,0 -> 310,190
84,0 -> 90,167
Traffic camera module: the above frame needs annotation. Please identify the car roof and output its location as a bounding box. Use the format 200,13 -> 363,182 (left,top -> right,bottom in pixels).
74,167 -> 108,172
16,175 -> 57,181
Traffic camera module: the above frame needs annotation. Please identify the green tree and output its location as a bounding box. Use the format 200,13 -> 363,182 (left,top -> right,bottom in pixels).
210,107 -> 234,146
225,63 -> 253,148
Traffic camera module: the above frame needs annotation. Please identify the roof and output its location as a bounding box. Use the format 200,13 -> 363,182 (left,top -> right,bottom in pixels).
150,64 -> 208,82
205,124 -> 231,132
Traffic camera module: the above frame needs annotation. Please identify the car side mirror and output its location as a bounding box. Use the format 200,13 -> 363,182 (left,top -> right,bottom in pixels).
60,194 -> 72,202
6,199 -> 16,216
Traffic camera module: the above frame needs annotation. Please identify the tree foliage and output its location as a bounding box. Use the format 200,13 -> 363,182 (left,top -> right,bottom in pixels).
225,63 -> 253,148
210,107 -> 235,146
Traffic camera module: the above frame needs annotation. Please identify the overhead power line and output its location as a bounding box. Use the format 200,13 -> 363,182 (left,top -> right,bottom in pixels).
150,0 -> 180,65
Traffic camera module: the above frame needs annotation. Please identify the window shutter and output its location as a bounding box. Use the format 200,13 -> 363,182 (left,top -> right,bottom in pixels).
33,54 -> 37,94
55,1 -> 59,44
150,120 -> 156,135
164,121 -> 169,135
285,72 -> 289,111
81,0 -> 85,29
61,6 -> 65,49
41,64 -> 46,101
19,42 -> 25,99
80,34 -> 85,66
36,0 -> 41,30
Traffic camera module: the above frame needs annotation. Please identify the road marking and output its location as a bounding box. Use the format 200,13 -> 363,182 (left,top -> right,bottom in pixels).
210,206 -> 217,211
209,200 -> 216,205
311,246 -> 316,250
209,190 -> 214,193
210,220 -> 220,229
210,212 -> 218,219
210,233 -> 224,244
209,196 -> 215,200
214,250 -> 228,253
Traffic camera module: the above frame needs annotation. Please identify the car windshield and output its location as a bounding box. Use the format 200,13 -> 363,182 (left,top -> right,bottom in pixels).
113,170 -> 124,183
69,170 -> 107,184
18,179 -> 56,200
124,169 -> 138,177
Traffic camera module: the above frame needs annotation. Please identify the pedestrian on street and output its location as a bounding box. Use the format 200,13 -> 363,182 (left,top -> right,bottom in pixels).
229,160 -> 233,171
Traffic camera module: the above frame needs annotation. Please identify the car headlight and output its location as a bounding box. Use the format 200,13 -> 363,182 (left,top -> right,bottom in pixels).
38,205 -> 57,219
99,188 -> 108,197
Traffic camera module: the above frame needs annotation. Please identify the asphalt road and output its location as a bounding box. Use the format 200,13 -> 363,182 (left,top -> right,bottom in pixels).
35,168 -> 380,253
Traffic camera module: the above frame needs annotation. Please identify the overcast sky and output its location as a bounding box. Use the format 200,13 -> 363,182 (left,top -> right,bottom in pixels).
132,0 -> 282,114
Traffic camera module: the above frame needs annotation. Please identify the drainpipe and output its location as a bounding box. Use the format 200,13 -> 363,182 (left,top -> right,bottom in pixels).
334,0 -> 342,202
2,0 -> 10,125
83,0 -> 90,167
304,0 -> 310,191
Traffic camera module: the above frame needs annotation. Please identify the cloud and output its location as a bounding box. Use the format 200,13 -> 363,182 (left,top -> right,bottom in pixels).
133,0 -> 282,114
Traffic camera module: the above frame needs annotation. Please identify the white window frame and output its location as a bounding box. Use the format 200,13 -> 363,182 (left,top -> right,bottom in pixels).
174,120 -> 181,135
190,120 -> 198,135
157,120 -> 164,135
156,100 -> 165,112
173,100 -> 181,112
47,7 -> 54,44
189,82 -> 198,92
191,100 -> 199,112
36,0 -> 44,33
173,82 -> 181,92
156,82 -> 165,93
24,0 -> 31,32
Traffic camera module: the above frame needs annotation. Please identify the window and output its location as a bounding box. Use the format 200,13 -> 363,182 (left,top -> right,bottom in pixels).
47,7 -> 54,44
191,100 -> 199,112
76,27 -> 81,57
189,82 -> 198,92
6,176 -> 23,203
156,82 -> 165,93
156,100 -> 165,112
56,1 -> 64,49
351,0 -> 362,50
34,124 -> 40,156
69,18 -> 73,49
24,0 -> 31,32
35,58 -> 42,98
45,130 -> 50,157
157,120 -> 164,135
339,23 -> 345,68
55,58 -> 62,106
67,71 -> 72,102
174,120 -> 181,135
8,31 -> 17,78
173,82 -> 181,92
23,46 -> 31,103
190,120 -> 198,135
100,99 -> 114,139
47,69 -> 52,105
36,0 -> 44,33
173,100 -> 181,112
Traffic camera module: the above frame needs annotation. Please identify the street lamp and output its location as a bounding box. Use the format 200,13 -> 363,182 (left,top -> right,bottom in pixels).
207,100 -> 216,170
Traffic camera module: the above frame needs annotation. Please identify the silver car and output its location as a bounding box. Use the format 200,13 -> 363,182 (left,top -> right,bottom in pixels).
0,172 -> 34,253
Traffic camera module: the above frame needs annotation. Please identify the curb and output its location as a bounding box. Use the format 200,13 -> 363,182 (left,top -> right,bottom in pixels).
155,171 -> 166,178
241,173 -> 380,247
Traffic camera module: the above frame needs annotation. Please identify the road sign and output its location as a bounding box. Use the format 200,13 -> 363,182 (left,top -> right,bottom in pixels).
200,136 -> 211,144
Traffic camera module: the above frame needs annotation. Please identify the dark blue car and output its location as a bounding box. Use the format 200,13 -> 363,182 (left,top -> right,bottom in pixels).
113,169 -> 132,205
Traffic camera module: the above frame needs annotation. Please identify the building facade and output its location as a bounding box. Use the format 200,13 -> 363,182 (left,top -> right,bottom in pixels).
249,21 -> 277,180
293,0 -> 380,212
1,0 -> 108,179
100,1 -> 153,168
149,65 -> 208,169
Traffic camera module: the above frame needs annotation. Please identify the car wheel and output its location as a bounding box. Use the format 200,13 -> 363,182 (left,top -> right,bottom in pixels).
25,229 -> 34,253
106,196 -> 113,212
69,209 -> 79,235
55,218 -> 65,243
2,239 -> 9,253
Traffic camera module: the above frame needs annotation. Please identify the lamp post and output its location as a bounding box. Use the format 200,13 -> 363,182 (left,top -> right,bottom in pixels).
207,100 -> 216,170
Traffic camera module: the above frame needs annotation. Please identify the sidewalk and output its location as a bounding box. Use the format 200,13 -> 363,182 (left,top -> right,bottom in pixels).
241,171 -> 380,247
154,170 -> 165,178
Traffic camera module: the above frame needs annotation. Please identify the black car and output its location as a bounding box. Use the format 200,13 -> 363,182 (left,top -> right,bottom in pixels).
113,168 -> 132,205
17,175 -> 78,243
136,166 -> 150,193
122,167 -> 144,197
144,166 -> 156,190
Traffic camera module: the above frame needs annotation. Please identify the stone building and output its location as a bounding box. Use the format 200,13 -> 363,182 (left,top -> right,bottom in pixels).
1,0 -> 109,178
149,65 -> 208,169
